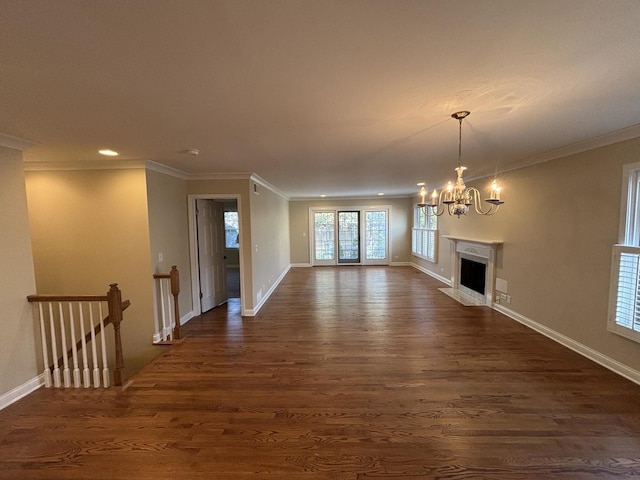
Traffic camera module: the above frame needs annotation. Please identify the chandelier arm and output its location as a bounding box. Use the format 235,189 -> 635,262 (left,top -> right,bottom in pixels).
469,188 -> 499,215
429,202 -> 445,216
427,189 -> 448,216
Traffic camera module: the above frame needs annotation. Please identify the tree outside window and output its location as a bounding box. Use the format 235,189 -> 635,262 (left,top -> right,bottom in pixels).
224,211 -> 239,248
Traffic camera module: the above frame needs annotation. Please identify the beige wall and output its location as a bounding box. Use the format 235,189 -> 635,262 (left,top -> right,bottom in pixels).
289,197 -> 412,265
146,169 -> 192,320
186,179 -> 255,309
186,178 -> 291,312
250,183 -> 290,304
13,135 -> 640,391
25,168 -> 159,378
0,149 -> 39,397
415,137 -> 640,373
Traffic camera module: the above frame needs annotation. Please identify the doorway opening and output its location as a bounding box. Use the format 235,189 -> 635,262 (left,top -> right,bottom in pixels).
188,195 -> 245,317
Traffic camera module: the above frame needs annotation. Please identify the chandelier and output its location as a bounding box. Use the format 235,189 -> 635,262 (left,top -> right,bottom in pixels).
418,111 -> 504,217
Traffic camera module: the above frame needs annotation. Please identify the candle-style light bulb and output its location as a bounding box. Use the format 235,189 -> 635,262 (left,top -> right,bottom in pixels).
431,189 -> 438,206
445,181 -> 454,202
419,186 -> 427,204
492,181 -> 501,201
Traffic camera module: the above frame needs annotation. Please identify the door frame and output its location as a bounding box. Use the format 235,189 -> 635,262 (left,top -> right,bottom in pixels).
188,194 -> 246,316
309,205 -> 391,266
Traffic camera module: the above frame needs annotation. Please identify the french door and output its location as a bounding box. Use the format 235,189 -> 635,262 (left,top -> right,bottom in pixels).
311,207 -> 389,266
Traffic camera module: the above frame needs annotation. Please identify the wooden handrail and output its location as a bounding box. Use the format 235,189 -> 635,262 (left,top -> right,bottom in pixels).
153,265 -> 181,340
28,294 -> 108,302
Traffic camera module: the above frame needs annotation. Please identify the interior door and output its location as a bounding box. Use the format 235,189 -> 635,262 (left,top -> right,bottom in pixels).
196,199 -> 228,312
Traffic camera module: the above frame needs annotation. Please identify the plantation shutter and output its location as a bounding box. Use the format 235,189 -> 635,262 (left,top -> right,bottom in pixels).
611,245 -> 640,333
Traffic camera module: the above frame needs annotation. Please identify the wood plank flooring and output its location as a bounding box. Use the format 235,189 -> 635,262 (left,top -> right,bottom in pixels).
2,266 -> 640,479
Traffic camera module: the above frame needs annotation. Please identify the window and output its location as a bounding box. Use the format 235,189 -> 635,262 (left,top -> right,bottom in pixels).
365,210 -> 387,261
313,211 -> 336,262
609,162 -> 640,342
224,211 -> 239,248
412,205 -> 438,262
310,207 -> 389,266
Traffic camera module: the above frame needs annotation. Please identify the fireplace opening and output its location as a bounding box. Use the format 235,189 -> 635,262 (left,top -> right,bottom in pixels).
460,257 -> 486,295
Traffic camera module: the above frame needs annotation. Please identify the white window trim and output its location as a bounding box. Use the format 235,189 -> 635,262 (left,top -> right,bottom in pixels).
411,205 -> 438,263
608,161 -> 640,343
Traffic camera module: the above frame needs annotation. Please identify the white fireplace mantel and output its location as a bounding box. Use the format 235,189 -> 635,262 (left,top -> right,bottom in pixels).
442,235 -> 503,306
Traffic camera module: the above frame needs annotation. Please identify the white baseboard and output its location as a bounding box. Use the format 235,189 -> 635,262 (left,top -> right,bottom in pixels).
180,310 -> 195,325
152,310 -> 196,342
0,374 -> 44,411
290,263 -> 312,268
494,303 -> 640,386
245,265 -> 291,316
410,263 -> 640,385
411,262 -> 452,286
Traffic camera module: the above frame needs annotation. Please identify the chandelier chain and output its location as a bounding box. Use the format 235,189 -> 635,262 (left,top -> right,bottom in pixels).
458,117 -> 463,168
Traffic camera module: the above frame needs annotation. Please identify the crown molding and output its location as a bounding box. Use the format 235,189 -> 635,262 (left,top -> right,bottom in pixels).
145,160 -> 189,179
250,174 -> 290,200
186,172 -> 253,181
0,133 -> 37,151
23,159 -> 148,172
501,122 -> 640,175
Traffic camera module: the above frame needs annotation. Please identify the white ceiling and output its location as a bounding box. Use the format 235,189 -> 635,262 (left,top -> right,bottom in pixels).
2,0 -> 640,199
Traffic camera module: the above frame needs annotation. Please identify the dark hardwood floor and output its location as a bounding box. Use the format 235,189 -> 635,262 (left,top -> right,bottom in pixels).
2,266 -> 640,479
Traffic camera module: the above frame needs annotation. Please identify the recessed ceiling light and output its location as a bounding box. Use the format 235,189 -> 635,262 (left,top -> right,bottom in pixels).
417,182 -> 425,186
378,192 -> 385,196
320,194 -> 326,198
99,149 -> 119,156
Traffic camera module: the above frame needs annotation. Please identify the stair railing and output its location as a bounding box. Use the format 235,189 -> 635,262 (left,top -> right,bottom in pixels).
27,284 -> 129,388
152,265 -> 181,343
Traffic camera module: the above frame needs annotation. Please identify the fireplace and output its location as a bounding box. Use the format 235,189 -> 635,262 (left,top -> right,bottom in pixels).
441,236 -> 502,306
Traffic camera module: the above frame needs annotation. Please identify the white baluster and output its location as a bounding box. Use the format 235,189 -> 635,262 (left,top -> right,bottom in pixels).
79,303 -> 90,387
37,303 -> 52,388
48,303 -> 61,388
159,279 -> 169,341
68,303 -> 81,388
89,303 -> 100,387
152,280 -> 161,343
166,279 -> 175,340
58,303 -> 71,388
99,302 -> 109,388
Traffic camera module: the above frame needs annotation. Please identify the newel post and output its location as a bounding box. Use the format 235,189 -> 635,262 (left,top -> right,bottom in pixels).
107,283 -> 125,386
170,265 -> 181,340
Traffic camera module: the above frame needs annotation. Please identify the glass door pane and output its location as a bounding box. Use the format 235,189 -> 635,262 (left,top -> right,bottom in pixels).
365,210 -> 387,261
338,211 -> 360,263
314,211 -> 335,263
